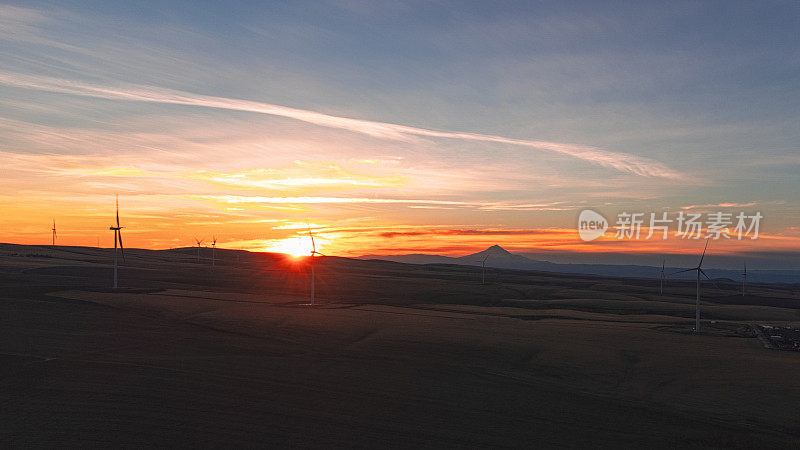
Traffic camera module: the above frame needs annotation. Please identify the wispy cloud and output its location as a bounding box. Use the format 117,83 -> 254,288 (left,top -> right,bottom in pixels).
0,72 -> 680,178
377,228 -> 571,238
680,202 -> 757,210
195,195 -> 574,211
190,165 -> 406,190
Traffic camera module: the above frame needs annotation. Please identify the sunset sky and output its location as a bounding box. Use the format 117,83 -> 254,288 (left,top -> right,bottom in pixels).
1,1 -> 799,263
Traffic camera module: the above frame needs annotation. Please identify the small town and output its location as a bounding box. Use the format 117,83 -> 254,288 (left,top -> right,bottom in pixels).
758,325 -> 800,351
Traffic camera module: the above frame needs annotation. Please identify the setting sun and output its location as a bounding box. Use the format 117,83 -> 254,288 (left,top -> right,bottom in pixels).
263,236 -> 313,258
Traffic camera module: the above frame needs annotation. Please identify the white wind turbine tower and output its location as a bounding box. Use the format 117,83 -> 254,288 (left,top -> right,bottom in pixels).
109,195 -> 125,289
307,225 -> 325,306
741,262 -> 747,296
51,219 -> 57,247
669,239 -> 718,333
194,237 -> 204,263
211,236 -> 217,268
476,246 -> 495,285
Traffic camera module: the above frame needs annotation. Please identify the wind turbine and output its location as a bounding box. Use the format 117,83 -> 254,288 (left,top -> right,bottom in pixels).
741,262 -> 747,297
109,195 -> 125,289
476,246 -> 495,285
669,239 -> 717,333
307,225 -> 325,306
659,258 -> 665,295
51,219 -> 57,247
194,237 -> 204,263
211,236 -> 217,268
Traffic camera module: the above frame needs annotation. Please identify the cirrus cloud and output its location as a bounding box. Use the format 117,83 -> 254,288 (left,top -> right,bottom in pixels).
0,71 -> 680,179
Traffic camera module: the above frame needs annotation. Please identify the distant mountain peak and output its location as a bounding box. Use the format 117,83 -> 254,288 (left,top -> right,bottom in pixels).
486,244 -> 511,254
468,244 -> 513,258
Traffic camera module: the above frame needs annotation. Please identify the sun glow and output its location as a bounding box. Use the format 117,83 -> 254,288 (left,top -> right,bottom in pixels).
263,236 -> 313,258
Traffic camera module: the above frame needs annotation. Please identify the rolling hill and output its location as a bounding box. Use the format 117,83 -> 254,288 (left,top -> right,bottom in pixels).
360,245 -> 800,285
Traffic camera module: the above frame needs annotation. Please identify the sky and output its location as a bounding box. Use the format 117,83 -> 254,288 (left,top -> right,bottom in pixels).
1,1 -> 799,266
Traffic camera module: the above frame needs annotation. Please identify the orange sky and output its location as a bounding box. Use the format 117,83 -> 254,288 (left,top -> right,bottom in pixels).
1,123 -> 798,259
2,120 -> 798,259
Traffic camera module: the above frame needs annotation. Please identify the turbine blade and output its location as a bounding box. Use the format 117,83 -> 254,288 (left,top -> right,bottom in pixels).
118,231 -> 125,261
116,194 -> 120,228
698,238 -> 709,267
481,246 -> 496,263
700,269 -> 721,290
668,268 -> 695,276
307,224 -> 316,253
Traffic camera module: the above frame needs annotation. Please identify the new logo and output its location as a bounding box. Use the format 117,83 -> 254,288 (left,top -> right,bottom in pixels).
578,210 -> 608,242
